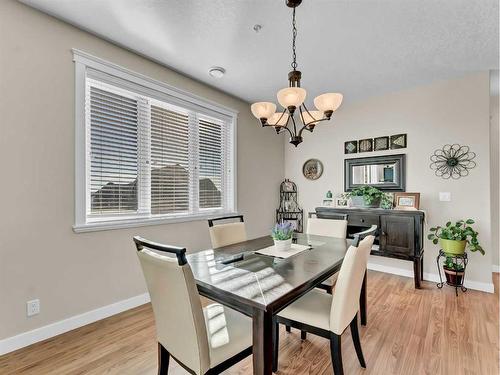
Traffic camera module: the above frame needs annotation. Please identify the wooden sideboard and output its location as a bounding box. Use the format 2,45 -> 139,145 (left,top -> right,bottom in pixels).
315,207 -> 425,288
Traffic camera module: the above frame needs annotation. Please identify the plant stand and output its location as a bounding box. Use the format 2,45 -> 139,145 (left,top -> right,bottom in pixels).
436,250 -> 468,296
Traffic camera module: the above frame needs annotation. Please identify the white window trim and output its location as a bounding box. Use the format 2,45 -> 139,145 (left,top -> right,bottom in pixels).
72,49 -> 238,233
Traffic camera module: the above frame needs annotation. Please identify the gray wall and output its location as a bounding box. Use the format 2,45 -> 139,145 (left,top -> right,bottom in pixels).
285,73 -> 494,289
0,0 -> 284,340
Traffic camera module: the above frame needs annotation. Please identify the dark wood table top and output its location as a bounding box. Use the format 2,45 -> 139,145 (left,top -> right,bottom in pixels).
188,234 -> 349,315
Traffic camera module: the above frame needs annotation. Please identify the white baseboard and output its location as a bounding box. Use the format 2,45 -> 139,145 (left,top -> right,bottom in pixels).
0,293 -> 150,356
492,264 -> 500,273
367,262 -> 494,294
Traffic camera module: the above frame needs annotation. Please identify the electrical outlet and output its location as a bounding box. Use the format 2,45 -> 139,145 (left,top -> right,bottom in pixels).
26,299 -> 40,317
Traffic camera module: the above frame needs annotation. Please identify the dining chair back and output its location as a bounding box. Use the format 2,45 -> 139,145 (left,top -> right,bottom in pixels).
208,215 -> 247,248
133,237 -> 210,375
329,235 -> 375,335
307,214 -> 348,239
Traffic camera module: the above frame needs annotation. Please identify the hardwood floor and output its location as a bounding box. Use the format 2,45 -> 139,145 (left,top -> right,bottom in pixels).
1,271 -> 498,375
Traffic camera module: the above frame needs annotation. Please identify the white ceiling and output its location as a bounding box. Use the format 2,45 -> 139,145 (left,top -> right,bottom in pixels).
21,0 -> 499,105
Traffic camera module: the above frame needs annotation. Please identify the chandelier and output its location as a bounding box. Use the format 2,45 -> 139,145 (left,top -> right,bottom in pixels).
250,0 -> 343,147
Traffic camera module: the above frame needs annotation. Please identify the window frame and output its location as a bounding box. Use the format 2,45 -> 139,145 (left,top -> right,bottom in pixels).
73,49 -> 238,233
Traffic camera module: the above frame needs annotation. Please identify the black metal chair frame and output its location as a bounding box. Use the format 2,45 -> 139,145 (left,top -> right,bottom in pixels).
133,236 -> 252,375
207,215 -> 244,227
276,225 -> 377,375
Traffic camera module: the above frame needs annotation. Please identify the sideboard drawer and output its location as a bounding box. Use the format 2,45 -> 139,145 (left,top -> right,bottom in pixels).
347,214 -> 379,227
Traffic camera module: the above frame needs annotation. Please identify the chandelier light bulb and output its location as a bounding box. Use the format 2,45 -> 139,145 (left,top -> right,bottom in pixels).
314,93 -> 343,113
267,112 -> 289,127
277,87 -> 307,109
250,102 -> 276,121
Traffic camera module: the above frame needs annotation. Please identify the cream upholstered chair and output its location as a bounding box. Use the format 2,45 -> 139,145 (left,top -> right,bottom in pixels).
208,215 -> 247,249
274,233 -> 376,375
307,213 -> 348,295
133,236 -> 252,375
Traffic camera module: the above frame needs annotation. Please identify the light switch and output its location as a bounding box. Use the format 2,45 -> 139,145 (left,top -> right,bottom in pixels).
439,192 -> 451,202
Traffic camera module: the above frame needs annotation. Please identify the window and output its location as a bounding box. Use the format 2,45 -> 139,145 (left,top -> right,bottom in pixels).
73,50 -> 236,231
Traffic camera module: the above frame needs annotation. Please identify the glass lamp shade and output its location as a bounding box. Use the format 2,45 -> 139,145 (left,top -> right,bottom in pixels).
314,93 -> 343,112
302,110 -> 324,124
267,112 -> 289,127
251,102 -> 276,120
277,87 -> 307,109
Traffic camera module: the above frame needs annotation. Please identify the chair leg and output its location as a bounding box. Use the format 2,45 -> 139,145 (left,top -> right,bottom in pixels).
285,325 -> 291,332
272,319 -> 279,372
158,343 -> 170,375
329,333 -> 344,375
350,314 -> 366,368
300,330 -> 307,340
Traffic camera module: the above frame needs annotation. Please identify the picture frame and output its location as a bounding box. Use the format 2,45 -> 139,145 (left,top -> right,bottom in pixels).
358,138 -> 373,153
390,134 -> 407,149
374,136 -> 389,151
344,140 -> 358,154
322,199 -> 333,207
335,197 -> 349,207
394,192 -> 420,210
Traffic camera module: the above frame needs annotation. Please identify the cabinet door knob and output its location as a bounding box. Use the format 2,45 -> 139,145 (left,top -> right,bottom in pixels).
360,219 -> 365,223
382,231 -> 387,236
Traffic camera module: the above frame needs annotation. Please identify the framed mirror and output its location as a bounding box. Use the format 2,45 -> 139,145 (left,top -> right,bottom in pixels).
344,154 -> 406,191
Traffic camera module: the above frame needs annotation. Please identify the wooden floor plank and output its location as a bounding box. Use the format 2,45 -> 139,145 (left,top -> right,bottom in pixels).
0,271 -> 498,375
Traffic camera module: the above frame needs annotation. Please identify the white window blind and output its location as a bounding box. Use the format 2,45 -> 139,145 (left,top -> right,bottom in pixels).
150,104 -> 190,215
89,85 -> 139,215
82,75 -> 235,227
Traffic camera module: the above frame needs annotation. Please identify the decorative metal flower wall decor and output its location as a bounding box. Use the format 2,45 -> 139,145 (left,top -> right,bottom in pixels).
430,144 -> 476,179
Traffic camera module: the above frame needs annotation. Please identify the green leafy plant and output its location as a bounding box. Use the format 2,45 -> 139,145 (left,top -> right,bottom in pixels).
427,219 -> 484,254
271,222 -> 294,240
380,193 -> 393,209
444,256 -> 465,271
348,186 -> 393,209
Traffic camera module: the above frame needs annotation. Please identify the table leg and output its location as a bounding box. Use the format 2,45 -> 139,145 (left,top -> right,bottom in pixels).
413,258 -> 422,289
252,308 -> 273,375
360,270 -> 367,326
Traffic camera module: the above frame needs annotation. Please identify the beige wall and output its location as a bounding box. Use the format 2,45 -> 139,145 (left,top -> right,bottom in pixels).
490,88 -> 499,268
285,73 -> 493,288
0,0 -> 284,340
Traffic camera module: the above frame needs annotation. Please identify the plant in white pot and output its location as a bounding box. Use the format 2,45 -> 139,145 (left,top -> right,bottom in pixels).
272,222 -> 294,251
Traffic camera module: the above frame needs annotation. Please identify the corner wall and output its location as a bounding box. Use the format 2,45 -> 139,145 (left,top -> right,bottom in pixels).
285,73 -> 493,290
490,71 -> 499,270
0,0 -> 284,342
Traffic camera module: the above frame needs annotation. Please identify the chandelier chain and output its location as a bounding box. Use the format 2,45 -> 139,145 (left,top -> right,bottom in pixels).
291,6 -> 297,70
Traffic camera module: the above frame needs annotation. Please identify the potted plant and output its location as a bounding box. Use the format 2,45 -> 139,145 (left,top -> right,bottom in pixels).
348,186 -> 393,209
442,256 -> 465,286
427,219 -> 483,255
272,222 -> 294,251
428,219 -> 484,286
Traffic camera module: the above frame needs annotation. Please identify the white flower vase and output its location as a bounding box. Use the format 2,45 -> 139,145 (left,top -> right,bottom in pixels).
274,238 -> 293,252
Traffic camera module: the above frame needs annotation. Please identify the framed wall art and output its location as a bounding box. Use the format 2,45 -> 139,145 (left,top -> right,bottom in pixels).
374,136 -> 389,151
358,138 -> 373,152
390,134 -> 407,149
344,140 -> 358,154
302,159 -> 324,180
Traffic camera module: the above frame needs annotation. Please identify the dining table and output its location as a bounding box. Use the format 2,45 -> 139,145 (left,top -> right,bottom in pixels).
187,233 -> 368,375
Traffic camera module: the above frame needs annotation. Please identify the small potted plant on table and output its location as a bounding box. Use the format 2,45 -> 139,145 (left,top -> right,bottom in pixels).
348,186 -> 393,209
272,222 -> 294,252
428,219 -> 484,286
